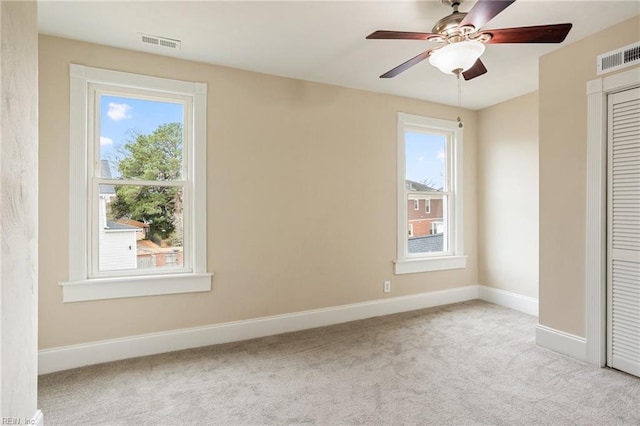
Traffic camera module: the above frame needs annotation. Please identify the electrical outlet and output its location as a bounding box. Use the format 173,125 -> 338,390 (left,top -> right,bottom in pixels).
383,280 -> 391,293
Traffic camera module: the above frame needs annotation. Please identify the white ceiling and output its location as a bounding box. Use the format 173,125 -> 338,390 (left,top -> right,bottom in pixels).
38,0 -> 640,110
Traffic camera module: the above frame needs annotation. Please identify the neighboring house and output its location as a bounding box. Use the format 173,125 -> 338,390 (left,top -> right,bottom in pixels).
99,221 -> 138,271
98,160 -> 138,271
116,218 -> 150,240
406,180 -> 445,253
136,240 -> 183,269
406,180 -> 444,238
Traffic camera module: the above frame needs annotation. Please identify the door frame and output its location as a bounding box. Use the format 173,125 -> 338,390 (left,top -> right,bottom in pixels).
585,67 -> 640,367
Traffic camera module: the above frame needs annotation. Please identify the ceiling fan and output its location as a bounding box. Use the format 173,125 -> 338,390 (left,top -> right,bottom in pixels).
366,0 -> 572,80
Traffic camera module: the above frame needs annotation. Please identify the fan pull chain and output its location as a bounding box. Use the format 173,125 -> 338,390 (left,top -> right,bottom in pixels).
456,72 -> 463,128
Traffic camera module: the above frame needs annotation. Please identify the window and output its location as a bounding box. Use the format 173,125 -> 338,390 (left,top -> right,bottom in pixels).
413,199 -> 420,210
395,113 -> 466,274
62,64 -> 212,302
430,221 -> 443,235
96,94 -> 186,274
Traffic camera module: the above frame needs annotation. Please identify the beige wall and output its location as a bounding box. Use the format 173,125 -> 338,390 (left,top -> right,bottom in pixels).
539,15 -> 640,337
39,35 -> 478,349
478,92 -> 539,299
1,0 -> 39,419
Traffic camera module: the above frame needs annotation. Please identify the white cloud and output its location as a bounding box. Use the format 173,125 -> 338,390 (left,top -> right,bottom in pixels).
417,156 -> 424,161
107,102 -> 132,121
437,149 -> 445,162
100,136 -> 113,146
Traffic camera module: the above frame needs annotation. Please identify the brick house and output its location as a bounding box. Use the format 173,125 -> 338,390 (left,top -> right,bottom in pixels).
406,180 -> 444,238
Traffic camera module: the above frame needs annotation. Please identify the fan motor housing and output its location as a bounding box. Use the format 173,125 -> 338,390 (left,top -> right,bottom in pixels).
432,12 -> 467,36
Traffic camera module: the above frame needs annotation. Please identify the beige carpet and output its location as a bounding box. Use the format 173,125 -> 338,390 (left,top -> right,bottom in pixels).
39,300 -> 640,425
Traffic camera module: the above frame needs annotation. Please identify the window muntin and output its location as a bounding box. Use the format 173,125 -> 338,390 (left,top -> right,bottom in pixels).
396,113 -> 465,274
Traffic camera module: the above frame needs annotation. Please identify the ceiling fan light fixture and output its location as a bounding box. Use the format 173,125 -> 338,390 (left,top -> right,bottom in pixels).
428,40 -> 485,75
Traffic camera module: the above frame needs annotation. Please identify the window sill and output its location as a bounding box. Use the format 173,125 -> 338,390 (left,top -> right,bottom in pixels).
394,256 -> 467,274
60,272 -> 213,302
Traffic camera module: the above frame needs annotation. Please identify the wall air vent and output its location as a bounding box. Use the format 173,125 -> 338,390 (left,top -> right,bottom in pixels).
597,41 -> 640,75
138,33 -> 181,50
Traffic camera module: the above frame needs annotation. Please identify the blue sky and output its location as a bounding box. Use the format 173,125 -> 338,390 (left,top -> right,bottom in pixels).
99,95 -> 183,167
405,131 -> 445,190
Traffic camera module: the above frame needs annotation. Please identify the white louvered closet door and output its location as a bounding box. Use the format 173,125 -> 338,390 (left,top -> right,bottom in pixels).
607,87 -> 640,377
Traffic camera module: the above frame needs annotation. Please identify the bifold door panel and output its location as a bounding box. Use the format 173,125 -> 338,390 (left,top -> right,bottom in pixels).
607,87 -> 640,377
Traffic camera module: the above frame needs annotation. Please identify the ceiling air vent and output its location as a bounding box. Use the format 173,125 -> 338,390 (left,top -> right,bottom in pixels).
138,33 -> 181,50
597,41 -> 640,75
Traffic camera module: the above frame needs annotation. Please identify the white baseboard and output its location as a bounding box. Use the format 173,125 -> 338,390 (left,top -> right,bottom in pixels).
536,324 -> 588,362
478,285 -> 538,317
32,410 -> 43,426
39,285 -> 478,374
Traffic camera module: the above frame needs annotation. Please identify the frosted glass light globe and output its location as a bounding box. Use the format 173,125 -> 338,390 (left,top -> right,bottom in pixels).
429,40 -> 486,74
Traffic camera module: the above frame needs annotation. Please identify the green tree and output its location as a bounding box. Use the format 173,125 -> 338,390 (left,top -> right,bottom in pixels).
111,122 -> 183,242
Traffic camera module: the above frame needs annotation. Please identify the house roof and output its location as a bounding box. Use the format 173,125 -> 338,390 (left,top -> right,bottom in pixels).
117,218 -> 149,229
105,220 -> 138,231
408,233 -> 443,254
405,180 -> 439,192
100,160 -> 116,195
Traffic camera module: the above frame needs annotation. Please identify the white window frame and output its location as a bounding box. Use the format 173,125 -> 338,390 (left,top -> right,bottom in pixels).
395,113 -> 466,274
425,199 -> 431,214
413,199 -> 420,210
61,64 -> 212,302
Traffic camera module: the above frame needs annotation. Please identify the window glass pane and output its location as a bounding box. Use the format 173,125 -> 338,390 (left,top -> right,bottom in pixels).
405,131 -> 446,191
407,194 -> 446,254
99,95 -> 184,181
98,184 -> 184,272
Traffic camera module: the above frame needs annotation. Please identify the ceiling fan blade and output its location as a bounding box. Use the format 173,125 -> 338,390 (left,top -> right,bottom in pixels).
459,0 -> 516,30
366,30 -> 440,41
462,59 -> 487,81
380,49 -> 434,78
481,23 -> 573,44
